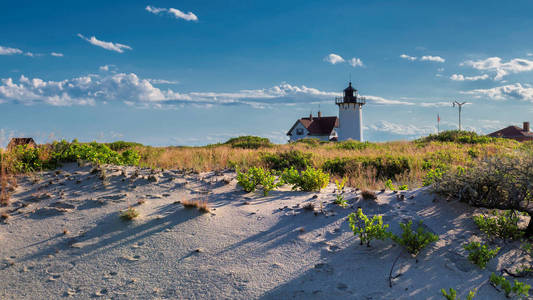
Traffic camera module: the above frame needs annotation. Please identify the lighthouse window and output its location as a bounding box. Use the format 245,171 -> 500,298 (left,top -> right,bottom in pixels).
296,128 -> 304,135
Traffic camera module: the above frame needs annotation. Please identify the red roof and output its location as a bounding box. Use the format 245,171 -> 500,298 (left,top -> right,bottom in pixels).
487,126 -> 533,141
287,116 -> 339,136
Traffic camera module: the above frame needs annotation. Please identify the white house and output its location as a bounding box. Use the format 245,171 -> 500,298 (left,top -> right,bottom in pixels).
286,111 -> 339,142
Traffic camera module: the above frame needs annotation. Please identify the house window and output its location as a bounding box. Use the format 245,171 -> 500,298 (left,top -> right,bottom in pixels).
296,128 -> 304,135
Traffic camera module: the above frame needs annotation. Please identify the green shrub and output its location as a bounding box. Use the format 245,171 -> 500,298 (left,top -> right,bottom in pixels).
432,155 -> 533,236
12,146 -> 52,172
236,166 -> 282,195
224,136 -> 272,149
348,208 -> 391,247
263,150 -> 312,171
418,130 -> 495,144
423,168 -> 444,186
335,140 -> 372,150
281,167 -> 330,192
120,207 -> 140,221
294,138 -> 323,147
463,241 -> 500,269
50,140 -> 140,165
106,141 -> 143,151
334,178 -> 348,207
237,167 -> 262,192
280,167 -> 300,185
490,273 -> 531,298
392,220 -> 438,257
473,211 -> 523,241
441,288 -> 475,300
322,156 -> 411,179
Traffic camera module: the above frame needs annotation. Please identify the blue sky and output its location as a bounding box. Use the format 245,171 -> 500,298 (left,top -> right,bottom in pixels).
2,0 -> 533,146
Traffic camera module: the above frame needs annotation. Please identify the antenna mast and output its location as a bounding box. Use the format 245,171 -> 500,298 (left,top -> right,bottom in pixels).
452,101 -> 468,131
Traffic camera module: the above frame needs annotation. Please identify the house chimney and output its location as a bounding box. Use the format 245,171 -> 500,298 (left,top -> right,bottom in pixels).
318,111 -> 322,118
309,113 -> 313,121
524,122 -> 530,132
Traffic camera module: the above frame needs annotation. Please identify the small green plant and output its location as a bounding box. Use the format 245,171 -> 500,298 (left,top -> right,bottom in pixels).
236,167 -> 282,196
281,167 -> 329,192
463,241 -> 500,269
385,179 -> 408,191
334,178 -> 348,207
473,210 -> 523,241
490,273 -> 531,298
398,184 -> 408,190
441,288 -> 475,300
392,220 -> 438,257
385,179 -> 396,191
120,207 -> 139,220
423,168 -> 444,186
348,208 -> 391,247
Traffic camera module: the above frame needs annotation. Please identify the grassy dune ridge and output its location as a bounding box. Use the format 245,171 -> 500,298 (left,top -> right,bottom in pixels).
0,131 -> 529,191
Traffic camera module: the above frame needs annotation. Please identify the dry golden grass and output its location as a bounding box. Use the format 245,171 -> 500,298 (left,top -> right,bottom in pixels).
132,139 -> 520,190
0,150 -> 17,206
181,198 -> 210,213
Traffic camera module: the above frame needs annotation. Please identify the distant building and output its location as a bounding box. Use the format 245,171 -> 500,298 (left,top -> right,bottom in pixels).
487,122 -> 533,142
7,138 -> 37,150
287,112 -> 338,142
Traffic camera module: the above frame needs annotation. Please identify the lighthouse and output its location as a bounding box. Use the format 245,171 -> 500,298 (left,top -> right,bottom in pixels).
335,82 -> 366,141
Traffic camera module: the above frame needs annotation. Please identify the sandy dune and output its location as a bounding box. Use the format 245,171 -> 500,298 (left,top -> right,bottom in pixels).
0,163 -> 530,299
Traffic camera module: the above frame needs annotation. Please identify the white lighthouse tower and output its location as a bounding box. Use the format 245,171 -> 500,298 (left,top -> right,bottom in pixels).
335,82 -> 366,141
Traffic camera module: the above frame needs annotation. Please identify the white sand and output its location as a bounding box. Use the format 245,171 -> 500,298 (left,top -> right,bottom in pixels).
0,163 -> 531,299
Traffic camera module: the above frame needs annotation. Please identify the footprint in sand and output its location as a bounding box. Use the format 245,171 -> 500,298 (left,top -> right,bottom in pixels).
47,274 -> 61,281
314,263 -> 334,274
121,255 -> 142,262
131,242 -> 144,249
46,262 -> 74,274
63,287 -> 81,297
93,288 -> 108,297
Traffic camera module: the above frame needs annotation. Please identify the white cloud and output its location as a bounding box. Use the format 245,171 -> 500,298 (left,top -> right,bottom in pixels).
420,55 -> 445,63
145,5 -> 166,14
324,53 -> 344,64
168,8 -> 198,21
437,68 -> 444,72
99,64 -> 118,72
0,71 -> 450,109
348,57 -> 364,67
462,83 -> 533,102
147,79 -> 179,84
24,52 -> 42,57
77,34 -> 132,53
449,74 -> 489,81
0,46 -> 23,55
462,57 -> 533,80
400,54 -> 417,61
51,52 -> 64,57
145,5 -> 198,21
368,120 -> 435,136
528,53 -> 533,57
0,45 -> 59,57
